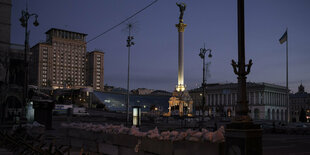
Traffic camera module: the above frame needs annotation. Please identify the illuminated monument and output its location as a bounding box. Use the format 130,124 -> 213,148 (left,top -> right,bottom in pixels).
168,3 -> 193,116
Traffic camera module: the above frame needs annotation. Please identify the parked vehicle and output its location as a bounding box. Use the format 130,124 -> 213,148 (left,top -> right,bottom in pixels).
73,107 -> 89,116
53,104 -> 73,115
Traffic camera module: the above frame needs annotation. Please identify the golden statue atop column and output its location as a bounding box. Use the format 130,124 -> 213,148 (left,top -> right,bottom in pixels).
176,3 -> 187,33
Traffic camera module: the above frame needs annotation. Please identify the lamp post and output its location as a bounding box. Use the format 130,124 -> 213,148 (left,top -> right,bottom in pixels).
19,9 -> 39,117
225,0 -> 262,154
126,24 -> 134,126
199,45 -> 212,119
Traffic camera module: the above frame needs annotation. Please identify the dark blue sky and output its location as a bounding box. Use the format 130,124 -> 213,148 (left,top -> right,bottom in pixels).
11,0 -> 310,92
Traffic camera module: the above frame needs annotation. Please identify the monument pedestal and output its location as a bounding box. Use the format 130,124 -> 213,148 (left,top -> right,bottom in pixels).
225,122 -> 262,155
168,90 -> 193,117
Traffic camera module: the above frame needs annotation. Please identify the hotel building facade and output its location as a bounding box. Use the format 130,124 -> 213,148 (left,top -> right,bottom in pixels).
86,50 -> 104,91
30,28 -> 87,89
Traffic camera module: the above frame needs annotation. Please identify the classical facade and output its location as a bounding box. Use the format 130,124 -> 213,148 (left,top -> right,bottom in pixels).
30,28 -> 87,89
290,84 -> 310,122
86,50 -> 104,91
189,82 -> 288,121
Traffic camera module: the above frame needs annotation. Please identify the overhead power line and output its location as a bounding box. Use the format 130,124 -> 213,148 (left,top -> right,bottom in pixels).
87,0 -> 159,44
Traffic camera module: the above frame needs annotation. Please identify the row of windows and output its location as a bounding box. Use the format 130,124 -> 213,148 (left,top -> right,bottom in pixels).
53,80 -> 85,86
194,92 -> 287,106
53,59 -> 85,63
53,44 -> 85,50
54,68 -> 83,72
55,78 -> 83,81
53,67 -> 84,70
54,62 -> 84,67
53,55 -> 85,61
53,51 -> 85,58
53,74 -> 84,78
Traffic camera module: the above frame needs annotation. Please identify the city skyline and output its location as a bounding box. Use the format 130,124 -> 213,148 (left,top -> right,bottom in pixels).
10,0 -> 310,92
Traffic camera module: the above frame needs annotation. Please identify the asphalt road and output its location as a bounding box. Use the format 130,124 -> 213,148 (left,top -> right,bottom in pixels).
263,134 -> 310,155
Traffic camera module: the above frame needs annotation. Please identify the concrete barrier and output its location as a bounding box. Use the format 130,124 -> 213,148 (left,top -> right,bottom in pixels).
66,128 -> 225,155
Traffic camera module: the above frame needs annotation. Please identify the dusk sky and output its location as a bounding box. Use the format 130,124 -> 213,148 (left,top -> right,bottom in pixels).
11,0 -> 310,93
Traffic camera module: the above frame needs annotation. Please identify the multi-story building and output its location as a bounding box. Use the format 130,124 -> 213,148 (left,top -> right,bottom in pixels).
8,43 -> 29,86
30,28 -> 87,89
189,82 -> 288,121
86,50 -> 104,91
0,0 -> 12,83
290,84 -> 310,122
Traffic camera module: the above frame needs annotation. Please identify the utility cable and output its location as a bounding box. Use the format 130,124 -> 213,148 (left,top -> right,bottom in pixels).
87,0 -> 159,44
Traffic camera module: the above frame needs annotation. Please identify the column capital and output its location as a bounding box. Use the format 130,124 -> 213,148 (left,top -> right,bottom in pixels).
176,23 -> 187,32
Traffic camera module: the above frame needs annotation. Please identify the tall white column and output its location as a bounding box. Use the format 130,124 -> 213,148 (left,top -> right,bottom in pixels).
254,92 -> 256,105
231,93 -> 233,105
175,23 -> 187,92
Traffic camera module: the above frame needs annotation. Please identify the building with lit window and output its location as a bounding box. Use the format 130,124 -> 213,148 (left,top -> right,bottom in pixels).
290,84 -> 310,122
86,50 -> 104,91
30,28 -> 87,89
189,82 -> 288,121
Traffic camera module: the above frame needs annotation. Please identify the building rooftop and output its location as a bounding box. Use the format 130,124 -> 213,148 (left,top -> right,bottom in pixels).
189,82 -> 287,92
45,28 -> 87,36
88,50 -> 105,54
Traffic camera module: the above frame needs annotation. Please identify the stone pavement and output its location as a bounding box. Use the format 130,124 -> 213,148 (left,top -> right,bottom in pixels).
263,134 -> 310,155
0,148 -> 13,155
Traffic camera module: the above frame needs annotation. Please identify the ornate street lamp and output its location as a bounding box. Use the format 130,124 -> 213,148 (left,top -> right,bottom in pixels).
126,24 -> 134,126
20,9 -> 39,113
199,45 -> 212,119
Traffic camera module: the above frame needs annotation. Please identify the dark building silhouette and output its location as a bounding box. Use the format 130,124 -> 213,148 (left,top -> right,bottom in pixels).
0,0 -> 25,123
290,84 -> 310,122
0,0 -> 11,83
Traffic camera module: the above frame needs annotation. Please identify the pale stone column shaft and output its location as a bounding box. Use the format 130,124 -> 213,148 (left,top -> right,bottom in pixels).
178,31 -> 184,86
